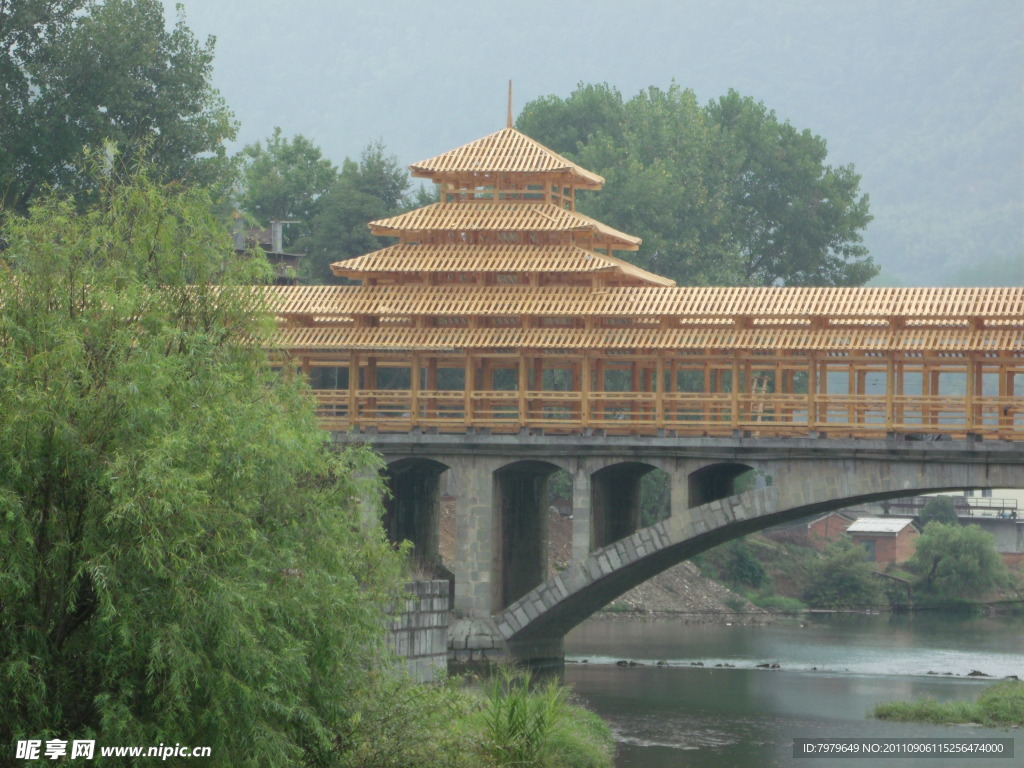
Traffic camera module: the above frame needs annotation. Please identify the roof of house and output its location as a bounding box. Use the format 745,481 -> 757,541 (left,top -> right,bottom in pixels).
846,517 -> 918,535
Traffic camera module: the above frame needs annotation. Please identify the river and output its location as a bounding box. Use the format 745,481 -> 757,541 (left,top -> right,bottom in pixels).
563,613 -> 1023,767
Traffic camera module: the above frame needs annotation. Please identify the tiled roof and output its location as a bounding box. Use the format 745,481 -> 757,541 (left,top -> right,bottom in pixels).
268,285 -> 1024,324
368,202 -> 642,249
271,323 -> 1023,354
330,244 -> 673,286
409,127 -> 604,187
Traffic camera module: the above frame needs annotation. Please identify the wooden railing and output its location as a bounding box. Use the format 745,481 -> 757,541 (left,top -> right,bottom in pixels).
310,388 -> 1023,440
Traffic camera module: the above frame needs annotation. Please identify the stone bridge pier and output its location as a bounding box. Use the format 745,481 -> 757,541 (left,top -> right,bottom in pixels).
345,433 -> 1024,668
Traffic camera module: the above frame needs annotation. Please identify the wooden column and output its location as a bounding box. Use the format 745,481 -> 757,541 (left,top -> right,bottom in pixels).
571,360 -> 582,422
998,355 -> 1011,437
965,355 -> 976,433
704,360 -> 713,425
464,354 -> 474,428
365,356 -> 378,422
655,354 -> 665,428
885,356 -> 895,432
410,353 -> 420,428
518,352 -> 529,427
594,358 -> 605,424
807,355 -> 818,431
348,352 -> 359,428
581,353 -> 591,428
730,354 -> 741,429
426,357 -> 438,423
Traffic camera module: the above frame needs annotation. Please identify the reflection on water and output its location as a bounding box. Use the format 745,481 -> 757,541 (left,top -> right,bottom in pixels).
563,614 -> 1023,768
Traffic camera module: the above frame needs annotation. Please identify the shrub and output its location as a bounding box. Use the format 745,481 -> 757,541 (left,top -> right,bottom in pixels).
803,540 -> 886,609
472,667 -> 614,768
754,594 -> 807,612
919,496 -> 958,527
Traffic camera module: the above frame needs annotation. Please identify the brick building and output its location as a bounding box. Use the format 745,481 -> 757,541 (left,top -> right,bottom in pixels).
846,517 -> 919,566
763,510 -> 857,550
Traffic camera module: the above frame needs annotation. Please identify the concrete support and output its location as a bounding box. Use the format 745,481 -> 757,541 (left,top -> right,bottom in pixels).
571,461 -> 593,562
448,455 -> 498,618
496,461 -> 556,609
349,433 -> 1024,668
669,458 -> 696,534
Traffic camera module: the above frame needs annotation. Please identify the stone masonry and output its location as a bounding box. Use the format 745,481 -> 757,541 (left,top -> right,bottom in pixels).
388,580 -> 450,683
349,432 -> 1024,664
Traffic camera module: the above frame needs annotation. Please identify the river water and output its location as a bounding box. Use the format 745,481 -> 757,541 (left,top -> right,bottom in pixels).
563,613 -> 1023,768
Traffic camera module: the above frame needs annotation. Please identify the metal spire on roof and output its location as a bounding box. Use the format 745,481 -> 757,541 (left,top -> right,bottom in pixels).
507,80 -> 513,129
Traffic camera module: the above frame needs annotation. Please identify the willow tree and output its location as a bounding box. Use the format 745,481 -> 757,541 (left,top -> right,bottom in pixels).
0,159 -> 404,766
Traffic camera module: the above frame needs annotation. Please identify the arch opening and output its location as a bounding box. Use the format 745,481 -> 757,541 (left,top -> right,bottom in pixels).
495,460 -> 562,610
689,462 -> 770,508
591,462 -> 668,549
382,458 -> 450,576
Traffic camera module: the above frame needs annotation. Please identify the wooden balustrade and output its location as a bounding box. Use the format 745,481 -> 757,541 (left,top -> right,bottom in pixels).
311,387 -> 1023,439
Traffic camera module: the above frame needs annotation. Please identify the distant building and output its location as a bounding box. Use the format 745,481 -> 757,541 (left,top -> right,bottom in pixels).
233,216 -> 304,285
846,517 -> 919,566
763,510 -> 858,550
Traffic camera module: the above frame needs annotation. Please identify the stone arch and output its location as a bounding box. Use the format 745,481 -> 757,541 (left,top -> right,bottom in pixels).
591,461 -> 666,549
688,461 -> 764,507
495,457 -> 1023,660
382,458 -> 450,571
494,459 -> 563,609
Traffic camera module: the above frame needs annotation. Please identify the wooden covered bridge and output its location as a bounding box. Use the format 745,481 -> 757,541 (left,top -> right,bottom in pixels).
268,120 -> 1023,441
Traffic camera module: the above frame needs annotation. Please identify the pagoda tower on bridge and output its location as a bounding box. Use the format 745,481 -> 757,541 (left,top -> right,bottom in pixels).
269,111 -> 1023,442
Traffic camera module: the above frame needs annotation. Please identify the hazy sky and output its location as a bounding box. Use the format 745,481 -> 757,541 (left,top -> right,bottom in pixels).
161,0 -> 1023,284
165,0 -> 1015,165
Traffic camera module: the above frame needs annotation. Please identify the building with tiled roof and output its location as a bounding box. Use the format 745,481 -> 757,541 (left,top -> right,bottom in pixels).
267,107 -> 1024,440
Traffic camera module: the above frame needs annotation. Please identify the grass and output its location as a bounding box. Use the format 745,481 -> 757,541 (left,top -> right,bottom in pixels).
471,666 -> 615,768
751,594 -> 807,612
874,681 -> 1024,727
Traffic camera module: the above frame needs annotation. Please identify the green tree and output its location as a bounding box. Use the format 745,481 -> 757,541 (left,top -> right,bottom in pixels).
0,0 -> 236,211
0,0 -> 87,200
803,540 -> 886,609
707,90 -> 875,286
919,495 -> 958,527
516,82 -> 627,154
0,160 -> 407,766
303,141 -> 410,283
522,83 -> 738,285
518,82 -> 876,287
908,523 -> 1009,601
721,539 -> 767,589
238,127 -> 339,246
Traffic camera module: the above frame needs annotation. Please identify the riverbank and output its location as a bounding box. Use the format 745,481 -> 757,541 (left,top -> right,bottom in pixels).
874,680 -> 1024,727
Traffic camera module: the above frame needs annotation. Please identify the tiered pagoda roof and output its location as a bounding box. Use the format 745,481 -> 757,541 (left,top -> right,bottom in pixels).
408,126 -> 604,188
322,119 -> 670,300
267,112 -> 1022,440
331,244 -> 671,287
